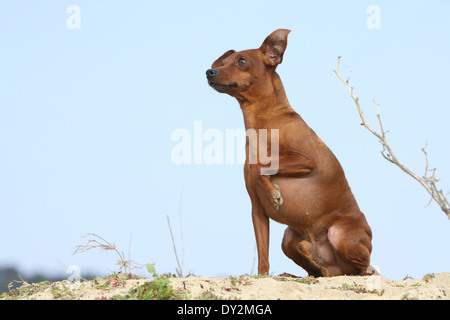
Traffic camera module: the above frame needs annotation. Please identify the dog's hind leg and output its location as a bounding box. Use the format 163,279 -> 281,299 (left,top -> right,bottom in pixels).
281,227 -> 329,277
327,215 -> 373,275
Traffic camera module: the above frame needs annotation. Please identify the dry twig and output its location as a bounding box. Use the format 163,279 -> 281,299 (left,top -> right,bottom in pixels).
334,56 -> 450,219
167,216 -> 183,277
166,188 -> 186,277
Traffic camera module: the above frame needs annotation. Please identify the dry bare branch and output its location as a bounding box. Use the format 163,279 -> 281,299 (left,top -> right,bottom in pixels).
334,56 -> 450,219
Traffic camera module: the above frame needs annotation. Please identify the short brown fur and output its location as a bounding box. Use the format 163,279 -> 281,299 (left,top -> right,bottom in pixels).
206,29 -> 376,277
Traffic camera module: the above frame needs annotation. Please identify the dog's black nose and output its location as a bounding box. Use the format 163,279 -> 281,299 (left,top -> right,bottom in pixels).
206,68 -> 218,79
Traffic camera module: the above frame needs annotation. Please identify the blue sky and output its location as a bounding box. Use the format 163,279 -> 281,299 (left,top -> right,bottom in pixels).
0,1 -> 449,281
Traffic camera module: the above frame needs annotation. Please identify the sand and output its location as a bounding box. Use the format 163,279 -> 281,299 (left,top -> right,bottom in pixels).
3,272 -> 449,300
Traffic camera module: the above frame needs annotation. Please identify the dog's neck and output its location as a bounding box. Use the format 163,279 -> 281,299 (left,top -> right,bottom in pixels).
239,72 -> 295,130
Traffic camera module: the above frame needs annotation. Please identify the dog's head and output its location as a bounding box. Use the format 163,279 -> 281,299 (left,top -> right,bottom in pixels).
206,29 -> 291,102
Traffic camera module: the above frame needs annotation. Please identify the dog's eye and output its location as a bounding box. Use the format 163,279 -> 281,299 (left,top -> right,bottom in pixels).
237,57 -> 248,67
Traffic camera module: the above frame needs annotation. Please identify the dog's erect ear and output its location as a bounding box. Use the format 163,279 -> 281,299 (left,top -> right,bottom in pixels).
260,29 -> 291,67
212,50 -> 236,68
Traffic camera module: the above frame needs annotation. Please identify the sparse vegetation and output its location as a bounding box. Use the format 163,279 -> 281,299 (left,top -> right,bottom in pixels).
275,275 -> 319,285
336,282 -> 381,295
423,273 -> 436,282
1,280 -> 52,300
72,233 -> 144,275
111,275 -> 187,300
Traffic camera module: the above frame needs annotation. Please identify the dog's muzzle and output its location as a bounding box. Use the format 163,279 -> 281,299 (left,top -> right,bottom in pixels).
206,68 -> 237,93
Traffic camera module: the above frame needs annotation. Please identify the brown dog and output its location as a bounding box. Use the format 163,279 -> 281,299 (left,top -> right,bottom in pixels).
206,29 -> 375,277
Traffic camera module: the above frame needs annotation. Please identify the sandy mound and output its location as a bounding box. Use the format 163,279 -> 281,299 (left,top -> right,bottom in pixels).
3,272 -> 449,300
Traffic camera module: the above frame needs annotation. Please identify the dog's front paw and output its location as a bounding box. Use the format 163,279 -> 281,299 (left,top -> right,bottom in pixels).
272,184 -> 284,210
